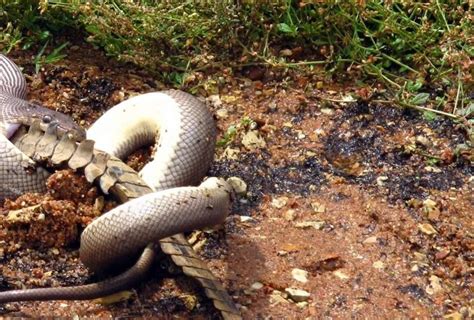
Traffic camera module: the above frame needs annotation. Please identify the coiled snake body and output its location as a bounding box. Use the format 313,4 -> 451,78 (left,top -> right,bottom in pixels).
0,55 -> 240,319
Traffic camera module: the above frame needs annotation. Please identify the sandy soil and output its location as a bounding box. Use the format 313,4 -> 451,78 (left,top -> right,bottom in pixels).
0,42 -> 472,319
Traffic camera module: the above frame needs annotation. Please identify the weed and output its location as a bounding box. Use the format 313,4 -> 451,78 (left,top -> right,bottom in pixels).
0,1 -> 472,122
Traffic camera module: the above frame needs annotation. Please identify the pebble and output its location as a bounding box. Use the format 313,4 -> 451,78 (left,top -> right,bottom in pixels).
216,108 -> 228,119
416,135 -> 431,147
227,176 -> 247,195
418,223 -> 437,235
291,268 -> 309,283
241,130 -> 266,150
240,216 -> 254,223
376,176 -> 389,186
295,220 -> 325,230
372,261 -> 385,269
270,290 -> 290,306
285,288 -> 311,302
363,236 -> 378,244
333,270 -> 350,280
250,282 -> 264,290
426,275 -> 443,295
310,202 -> 326,213
284,209 -> 296,221
271,196 -> 288,209
320,108 -> 334,115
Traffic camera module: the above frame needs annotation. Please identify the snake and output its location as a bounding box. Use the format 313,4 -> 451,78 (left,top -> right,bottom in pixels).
0,54 -> 241,319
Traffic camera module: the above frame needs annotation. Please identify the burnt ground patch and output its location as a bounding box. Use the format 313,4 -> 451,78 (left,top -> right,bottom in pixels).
209,152 -> 325,216
323,102 -> 472,204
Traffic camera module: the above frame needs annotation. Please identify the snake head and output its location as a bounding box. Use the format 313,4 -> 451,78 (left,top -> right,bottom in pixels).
27,103 -> 86,141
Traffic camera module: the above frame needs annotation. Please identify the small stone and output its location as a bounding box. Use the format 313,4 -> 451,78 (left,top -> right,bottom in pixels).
216,108 -> 228,119
291,268 -> 308,283
333,270 -> 350,280
241,130 -> 266,150
320,108 -> 334,115
443,312 -> 462,320
240,216 -> 254,223
295,221 -> 325,230
425,166 -> 442,173
271,196 -> 288,209
180,294 -> 198,311
363,236 -> 378,244
285,288 -> 311,302
280,49 -> 293,56
310,202 -> 326,213
221,147 -> 240,160
418,223 -> 437,235
372,261 -> 385,269
269,290 -> 290,306
416,135 -> 431,147
296,301 -> 308,309
227,176 -> 247,195
296,130 -> 306,139
37,213 -> 45,221
426,275 -> 443,295
376,176 -> 389,186
435,249 -> 450,260
250,282 -> 264,290
284,209 -> 296,221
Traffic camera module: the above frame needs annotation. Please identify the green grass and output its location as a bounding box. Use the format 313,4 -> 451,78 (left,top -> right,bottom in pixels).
0,1 -> 472,127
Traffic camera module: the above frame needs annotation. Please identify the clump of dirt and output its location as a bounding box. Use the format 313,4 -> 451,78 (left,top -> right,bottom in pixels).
0,170 -> 103,254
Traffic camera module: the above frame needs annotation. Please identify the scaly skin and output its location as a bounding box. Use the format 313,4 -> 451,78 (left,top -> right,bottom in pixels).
0,55 -> 241,319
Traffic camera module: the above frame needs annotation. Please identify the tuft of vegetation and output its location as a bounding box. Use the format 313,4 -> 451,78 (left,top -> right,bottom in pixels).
0,1 -> 472,127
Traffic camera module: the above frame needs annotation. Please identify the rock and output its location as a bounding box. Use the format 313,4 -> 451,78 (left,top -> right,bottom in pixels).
227,176 -> 247,195
443,312 -> 462,320
418,223 -> 437,235
372,261 -> 385,269
280,49 -> 293,56
295,220 -> 325,230
271,196 -> 288,209
250,282 -> 264,290
291,268 -> 308,283
221,147 -> 240,160
376,176 -> 389,186
284,209 -> 296,221
333,270 -> 350,280
310,202 -> 326,213
285,288 -> 311,302
416,135 -> 431,147
207,94 -> 222,107
180,294 -> 198,311
6,204 -> 41,223
240,216 -> 254,223
426,275 -> 443,295
296,301 -> 308,309
216,108 -> 229,119
363,236 -> 378,244
269,290 -> 290,306
241,130 -> 266,150
320,108 -> 334,115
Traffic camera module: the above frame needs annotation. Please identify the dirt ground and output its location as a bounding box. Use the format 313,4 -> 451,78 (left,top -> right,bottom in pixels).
0,42 -> 472,319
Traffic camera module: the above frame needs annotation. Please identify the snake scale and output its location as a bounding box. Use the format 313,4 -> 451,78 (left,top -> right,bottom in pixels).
0,54 -> 241,319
